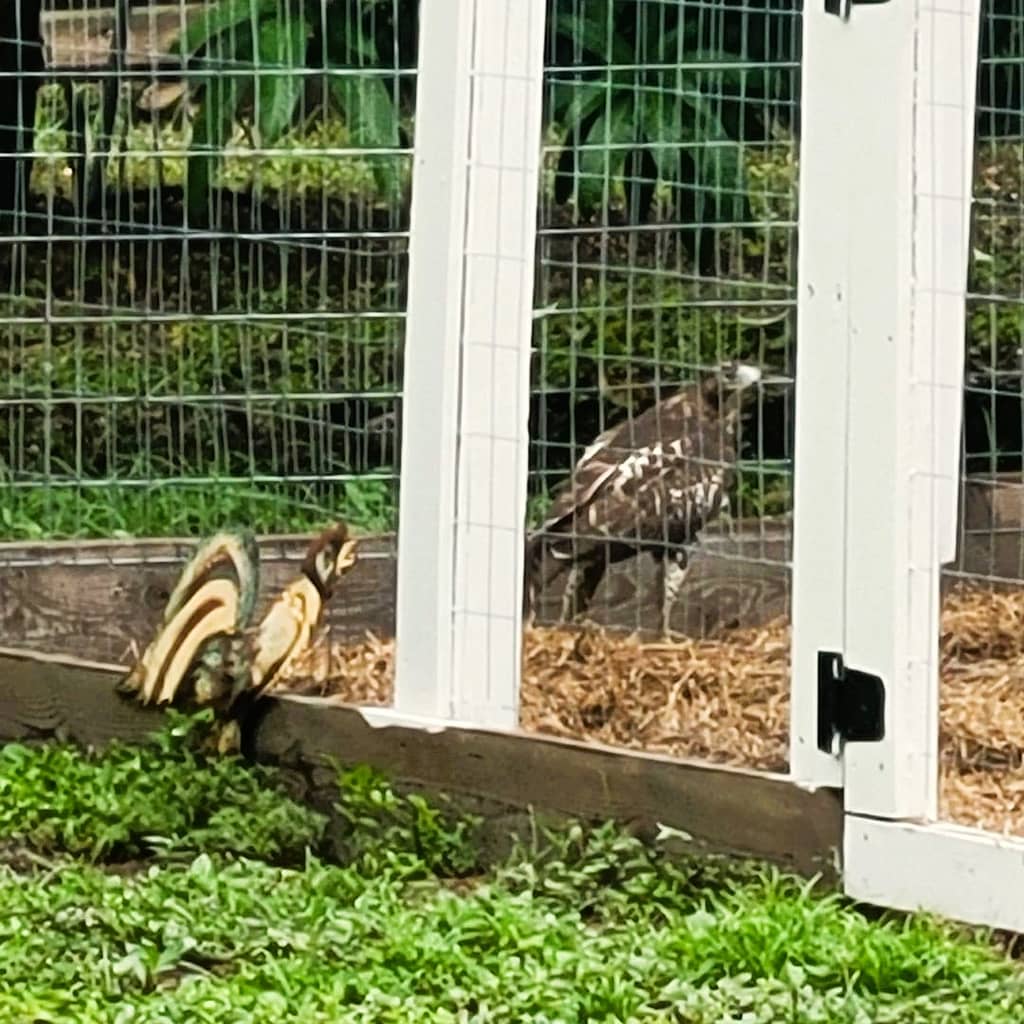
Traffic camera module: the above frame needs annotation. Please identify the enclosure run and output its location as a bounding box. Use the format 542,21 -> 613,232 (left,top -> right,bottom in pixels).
2,0 -> 1024,937
275,578 -> 1024,839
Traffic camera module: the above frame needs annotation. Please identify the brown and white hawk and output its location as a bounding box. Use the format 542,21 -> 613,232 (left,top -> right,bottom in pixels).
524,361 -> 763,636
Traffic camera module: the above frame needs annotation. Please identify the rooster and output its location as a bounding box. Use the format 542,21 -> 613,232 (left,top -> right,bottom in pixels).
117,522 -> 358,752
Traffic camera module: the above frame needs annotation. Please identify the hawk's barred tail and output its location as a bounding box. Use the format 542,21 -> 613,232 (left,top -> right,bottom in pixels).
116,530 -> 260,709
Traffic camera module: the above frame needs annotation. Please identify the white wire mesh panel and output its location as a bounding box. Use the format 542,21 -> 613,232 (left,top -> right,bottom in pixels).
0,1 -> 412,703
521,0 -> 798,770
939,0 -> 1024,837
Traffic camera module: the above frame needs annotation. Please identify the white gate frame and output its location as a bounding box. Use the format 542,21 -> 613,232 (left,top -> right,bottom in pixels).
388,0 -> 546,729
794,0 -> 1024,931
386,0 -> 1024,935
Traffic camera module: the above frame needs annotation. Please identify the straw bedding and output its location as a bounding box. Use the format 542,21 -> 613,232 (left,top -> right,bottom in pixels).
278,582 -> 1024,836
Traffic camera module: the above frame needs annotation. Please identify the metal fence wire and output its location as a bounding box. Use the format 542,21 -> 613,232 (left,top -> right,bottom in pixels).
0,0 -> 412,544
527,0 -> 799,648
1,1 -> 1024,752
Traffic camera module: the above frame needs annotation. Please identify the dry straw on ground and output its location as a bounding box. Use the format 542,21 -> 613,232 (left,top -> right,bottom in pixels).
279,582 -> 1024,836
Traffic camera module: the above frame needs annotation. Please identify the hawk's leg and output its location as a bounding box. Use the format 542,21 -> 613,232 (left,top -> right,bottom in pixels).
657,547 -> 689,637
560,557 -> 606,624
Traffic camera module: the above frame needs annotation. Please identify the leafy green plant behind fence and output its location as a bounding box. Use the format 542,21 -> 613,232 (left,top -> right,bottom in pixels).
2,0 -> 1022,541
178,0 -> 413,221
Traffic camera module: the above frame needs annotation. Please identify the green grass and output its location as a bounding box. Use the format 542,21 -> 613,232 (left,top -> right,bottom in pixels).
0,478 -> 396,541
1,716 -> 1023,1022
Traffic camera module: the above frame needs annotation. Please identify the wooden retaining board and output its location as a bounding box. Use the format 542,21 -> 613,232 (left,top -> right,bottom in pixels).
40,4 -> 206,70
1,489 -> 1022,665
0,533 -> 397,666
0,647 -> 843,879
0,523 -> 790,664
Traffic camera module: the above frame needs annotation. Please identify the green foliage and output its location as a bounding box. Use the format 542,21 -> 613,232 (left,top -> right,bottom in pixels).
1,735 -> 1023,1021
332,763 -> 482,878
0,478 -> 395,542
0,294 -> 403,538
177,0 -> 405,219
0,713 -> 326,863
548,0 -> 748,223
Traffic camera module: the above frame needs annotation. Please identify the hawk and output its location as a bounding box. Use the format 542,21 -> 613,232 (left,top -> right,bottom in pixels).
524,361 -> 763,636
117,522 -> 357,753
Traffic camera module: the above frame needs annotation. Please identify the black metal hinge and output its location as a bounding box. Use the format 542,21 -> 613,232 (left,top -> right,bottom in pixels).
817,651 -> 886,753
824,0 -> 890,21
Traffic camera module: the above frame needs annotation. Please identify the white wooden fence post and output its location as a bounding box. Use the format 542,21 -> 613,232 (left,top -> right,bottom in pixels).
392,0 -> 476,721
392,0 -> 546,727
841,0 -> 979,820
449,3 -> 547,728
789,3 -> 855,791
791,0 -> 980,819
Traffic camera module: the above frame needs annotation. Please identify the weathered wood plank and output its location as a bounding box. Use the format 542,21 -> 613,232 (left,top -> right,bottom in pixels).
40,4 -> 205,70
955,472 -> 1024,585
3,486 -> 1021,667
0,646 -> 160,747
0,648 -> 843,878
257,697 -> 841,876
0,533 -> 396,664
0,523 -> 790,662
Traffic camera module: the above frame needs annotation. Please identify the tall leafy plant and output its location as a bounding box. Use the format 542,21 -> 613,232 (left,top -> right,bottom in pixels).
547,0 -> 749,255
176,0 -> 407,221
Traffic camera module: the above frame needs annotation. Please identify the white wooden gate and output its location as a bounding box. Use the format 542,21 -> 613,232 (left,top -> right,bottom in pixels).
385,0 -> 1024,934
792,0 -> 1024,932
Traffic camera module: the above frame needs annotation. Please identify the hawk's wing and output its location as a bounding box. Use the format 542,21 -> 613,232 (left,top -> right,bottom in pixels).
536,397 -> 733,545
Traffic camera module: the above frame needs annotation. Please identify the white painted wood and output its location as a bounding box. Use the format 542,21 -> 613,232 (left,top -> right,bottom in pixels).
897,0 -> 982,824
917,0 -> 981,567
845,816 -> 1024,933
790,0 -> 978,816
450,1 -> 547,728
395,0 -> 546,725
843,0 -> 980,819
393,0 -> 476,719
836,0 -> 925,820
789,1 -> 855,789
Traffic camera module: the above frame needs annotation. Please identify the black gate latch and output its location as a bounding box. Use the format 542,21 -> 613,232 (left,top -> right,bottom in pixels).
824,0 -> 890,21
817,651 -> 886,754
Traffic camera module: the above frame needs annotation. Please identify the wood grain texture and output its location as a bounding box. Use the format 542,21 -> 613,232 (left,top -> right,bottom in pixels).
0,647 -> 162,747
256,697 -> 841,877
0,534 -> 395,665
955,473 -> 1024,585
0,648 -> 842,878
41,5 -> 204,69
0,524 -> 787,662
4,484 -> 1021,666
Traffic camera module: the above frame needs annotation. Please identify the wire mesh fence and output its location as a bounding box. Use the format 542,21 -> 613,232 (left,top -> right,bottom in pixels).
519,0 -> 799,770
938,0 -> 1024,836
0,0 -> 412,687
6,0 -> 1024,780
0,0 -> 411,546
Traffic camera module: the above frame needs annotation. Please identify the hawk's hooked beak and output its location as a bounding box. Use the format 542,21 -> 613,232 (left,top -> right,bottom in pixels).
713,361 -> 763,389
728,362 -> 763,388
717,362 -> 791,390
